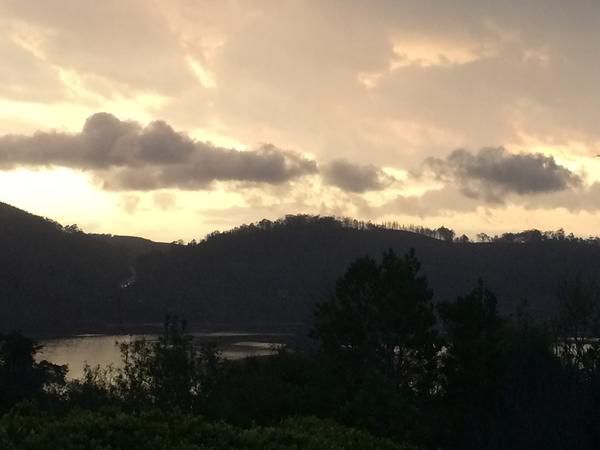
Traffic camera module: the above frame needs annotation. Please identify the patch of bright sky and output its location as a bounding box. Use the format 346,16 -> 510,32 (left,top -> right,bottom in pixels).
0,168 -> 115,230
59,68 -> 169,122
186,56 -> 217,89
0,98 -> 91,132
377,203 -> 600,241
361,167 -> 424,207
0,95 -> 166,135
511,133 -> 600,182
111,188 -> 246,242
466,205 -> 600,239
357,26 -> 513,90
358,38 -> 488,88
10,21 -> 169,129
391,39 -> 483,68
0,165 -> 251,242
380,166 -> 441,198
101,93 -> 169,123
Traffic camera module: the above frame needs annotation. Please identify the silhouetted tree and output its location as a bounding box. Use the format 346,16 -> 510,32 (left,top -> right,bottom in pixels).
313,249 -> 441,395
436,226 -> 455,242
476,232 -> 491,242
113,316 -> 222,411
554,273 -> 600,377
437,280 -> 506,449
0,332 -> 67,408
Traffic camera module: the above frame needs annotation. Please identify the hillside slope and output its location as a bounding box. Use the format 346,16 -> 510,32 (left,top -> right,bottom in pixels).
0,202 -> 130,334
128,216 -> 599,329
1,203 -> 598,334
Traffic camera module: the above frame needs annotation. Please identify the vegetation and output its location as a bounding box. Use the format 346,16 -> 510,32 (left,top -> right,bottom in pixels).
129,214 -> 600,329
0,409 -> 413,450
5,200 -> 600,334
0,202 -> 130,334
313,249 -> 441,409
6,201 -> 600,447
0,332 -> 66,410
1,246 -> 600,448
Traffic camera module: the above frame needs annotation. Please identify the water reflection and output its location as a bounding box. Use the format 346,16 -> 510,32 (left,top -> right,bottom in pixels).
37,334 -> 284,379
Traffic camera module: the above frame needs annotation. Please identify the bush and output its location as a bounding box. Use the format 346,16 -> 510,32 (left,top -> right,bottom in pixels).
0,409 -> 416,450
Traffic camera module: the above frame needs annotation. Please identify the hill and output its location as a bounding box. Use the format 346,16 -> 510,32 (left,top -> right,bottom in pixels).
127,215 -> 600,330
1,203 -> 599,335
0,202 -> 130,334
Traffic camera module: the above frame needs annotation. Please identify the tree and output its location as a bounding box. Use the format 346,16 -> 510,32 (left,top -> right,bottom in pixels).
437,281 -> 506,449
476,232 -> 491,242
313,249 -> 441,395
0,332 -> 67,408
554,273 -> 600,377
113,316 -> 222,411
436,226 -> 455,242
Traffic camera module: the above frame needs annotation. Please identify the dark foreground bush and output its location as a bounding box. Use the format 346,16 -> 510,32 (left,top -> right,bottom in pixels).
0,407 -> 416,450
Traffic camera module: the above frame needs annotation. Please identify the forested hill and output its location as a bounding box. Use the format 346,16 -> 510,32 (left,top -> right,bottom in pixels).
129,216 -> 600,329
2,202 -> 600,335
0,202 -> 150,334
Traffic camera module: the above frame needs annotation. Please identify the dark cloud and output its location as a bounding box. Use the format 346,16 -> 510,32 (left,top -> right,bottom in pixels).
423,147 -> 582,203
322,159 -> 394,193
524,182 -> 600,213
0,113 -> 318,190
369,180 -> 600,220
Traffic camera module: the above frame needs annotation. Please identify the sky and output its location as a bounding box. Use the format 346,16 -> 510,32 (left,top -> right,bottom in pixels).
2,0 -> 600,242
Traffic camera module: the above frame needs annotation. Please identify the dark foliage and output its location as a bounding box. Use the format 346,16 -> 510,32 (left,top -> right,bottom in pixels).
313,249 -> 440,398
5,201 -> 600,335
125,214 -> 600,331
0,332 -> 66,410
0,202 -> 131,334
0,409 -> 413,450
7,201 -> 600,448
4,248 -> 600,449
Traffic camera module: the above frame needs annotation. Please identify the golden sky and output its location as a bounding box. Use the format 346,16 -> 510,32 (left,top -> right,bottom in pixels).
2,0 -> 600,241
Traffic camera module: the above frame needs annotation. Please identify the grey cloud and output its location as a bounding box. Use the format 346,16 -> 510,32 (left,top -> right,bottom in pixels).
364,185 -> 482,219
524,182 -> 600,213
119,194 -> 140,214
322,159 -> 394,193
0,113 -> 318,190
201,0 -> 600,159
423,147 -> 582,203
374,184 -> 598,220
370,180 -> 600,219
153,192 -> 177,211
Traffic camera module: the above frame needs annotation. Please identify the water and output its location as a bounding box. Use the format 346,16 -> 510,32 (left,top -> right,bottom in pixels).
37,333 -> 286,379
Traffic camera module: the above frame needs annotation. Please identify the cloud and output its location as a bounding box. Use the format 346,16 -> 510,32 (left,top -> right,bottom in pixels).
153,192 -> 177,211
364,185 -> 482,219
0,35 -> 66,102
119,194 -> 140,214
524,182 -> 600,213
369,180 -> 600,221
422,147 -> 582,203
0,113 -> 318,190
2,0 -> 195,96
321,159 -> 395,192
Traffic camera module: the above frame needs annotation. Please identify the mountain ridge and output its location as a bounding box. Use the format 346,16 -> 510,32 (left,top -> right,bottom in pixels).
1,201 -> 598,335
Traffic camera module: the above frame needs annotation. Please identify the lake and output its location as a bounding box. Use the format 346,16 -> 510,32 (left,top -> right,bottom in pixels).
37,332 -> 288,379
